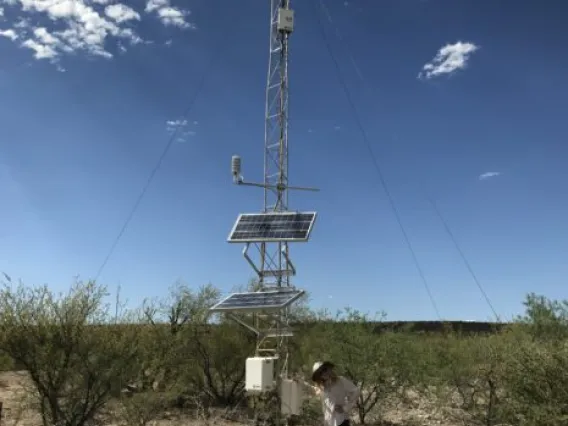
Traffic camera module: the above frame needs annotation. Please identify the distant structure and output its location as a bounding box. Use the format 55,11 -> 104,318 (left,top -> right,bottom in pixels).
209,0 -> 318,421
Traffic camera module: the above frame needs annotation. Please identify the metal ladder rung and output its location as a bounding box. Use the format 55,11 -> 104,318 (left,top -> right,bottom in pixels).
262,269 -> 294,277
260,329 -> 294,338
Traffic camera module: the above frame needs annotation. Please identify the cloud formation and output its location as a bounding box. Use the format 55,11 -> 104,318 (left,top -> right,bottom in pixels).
0,28 -> 17,40
419,41 -> 479,80
104,4 -> 140,23
145,0 -> 193,29
166,118 -> 197,142
0,0 -> 193,66
479,172 -> 501,181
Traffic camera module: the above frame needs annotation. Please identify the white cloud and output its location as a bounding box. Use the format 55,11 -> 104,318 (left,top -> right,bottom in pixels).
105,4 -> 140,23
479,171 -> 501,181
145,0 -> 168,12
0,7 -> 4,16
419,41 -> 479,80
156,7 -> 189,28
0,0 -> 194,66
0,28 -> 17,40
166,118 -> 187,130
166,118 -> 196,142
33,27 -> 59,45
145,0 -> 193,29
22,37 -> 57,58
0,0 -> 143,60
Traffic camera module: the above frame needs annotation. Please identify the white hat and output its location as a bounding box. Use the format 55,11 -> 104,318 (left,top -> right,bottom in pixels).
312,360 -> 334,382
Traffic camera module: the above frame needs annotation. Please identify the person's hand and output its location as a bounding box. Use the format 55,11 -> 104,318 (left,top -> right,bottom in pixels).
334,405 -> 344,413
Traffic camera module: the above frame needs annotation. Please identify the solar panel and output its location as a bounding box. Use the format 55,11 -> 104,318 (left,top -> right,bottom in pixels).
228,212 -> 317,243
209,289 -> 305,312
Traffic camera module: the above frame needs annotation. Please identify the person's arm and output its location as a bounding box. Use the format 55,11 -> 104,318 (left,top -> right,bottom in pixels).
340,376 -> 360,412
295,378 -> 322,396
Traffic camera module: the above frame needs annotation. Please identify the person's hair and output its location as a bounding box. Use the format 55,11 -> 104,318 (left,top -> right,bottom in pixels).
315,365 -> 339,388
328,368 -> 339,382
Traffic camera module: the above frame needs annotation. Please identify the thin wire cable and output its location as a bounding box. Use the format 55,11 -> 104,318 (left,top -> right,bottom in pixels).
319,0 -> 500,321
428,198 -> 501,321
93,32 -> 229,283
310,0 -> 442,320
316,0 -> 365,83
316,0 -> 501,322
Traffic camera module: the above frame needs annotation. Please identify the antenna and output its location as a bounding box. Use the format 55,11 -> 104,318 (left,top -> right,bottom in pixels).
214,1 -> 318,422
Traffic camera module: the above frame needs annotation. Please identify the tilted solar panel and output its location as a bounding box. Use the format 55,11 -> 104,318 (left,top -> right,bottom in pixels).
209,289 -> 305,312
228,212 -> 317,243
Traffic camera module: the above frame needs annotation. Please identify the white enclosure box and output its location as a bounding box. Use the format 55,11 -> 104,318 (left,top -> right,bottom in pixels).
245,357 -> 275,392
280,379 -> 303,415
277,8 -> 294,33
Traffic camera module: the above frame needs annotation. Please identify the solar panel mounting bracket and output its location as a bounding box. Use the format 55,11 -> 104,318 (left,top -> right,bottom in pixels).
243,243 -> 296,279
282,247 -> 296,275
243,243 -> 261,277
225,314 -> 294,339
227,314 -> 260,336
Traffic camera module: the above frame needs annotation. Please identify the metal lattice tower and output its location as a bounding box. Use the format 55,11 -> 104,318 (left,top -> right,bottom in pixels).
264,0 -> 290,215
262,0 -> 292,289
224,0 -> 318,356
215,0 -> 317,419
257,0 -> 293,377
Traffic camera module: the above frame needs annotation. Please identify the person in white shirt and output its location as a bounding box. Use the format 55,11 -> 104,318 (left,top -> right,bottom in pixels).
309,361 -> 360,426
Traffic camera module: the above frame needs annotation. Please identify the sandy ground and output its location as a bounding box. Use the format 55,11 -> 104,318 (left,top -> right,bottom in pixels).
0,371 -> 464,426
0,371 -> 40,426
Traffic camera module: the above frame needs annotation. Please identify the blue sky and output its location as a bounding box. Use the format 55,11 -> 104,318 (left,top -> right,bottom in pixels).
1,0 -> 567,321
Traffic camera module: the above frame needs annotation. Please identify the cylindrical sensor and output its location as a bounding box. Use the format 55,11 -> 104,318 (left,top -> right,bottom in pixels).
231,155 -> 241,178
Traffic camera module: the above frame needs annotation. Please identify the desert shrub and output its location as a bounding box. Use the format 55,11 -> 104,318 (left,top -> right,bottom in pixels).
425,294 -> 568,426
503,333 -> 568,425
8,273 -> 568,426
505,331 -> 568,426
298,398 -> 322,426
0,352 -> 14,371
433,332 -> 512,426
517,293 -> 568,341
191,322 -> 253,408
117,392 -> 170,426
500,294 -> 568,425
140,282 -> 220,398
0,279 -> 142,426
142,282 -> 253,411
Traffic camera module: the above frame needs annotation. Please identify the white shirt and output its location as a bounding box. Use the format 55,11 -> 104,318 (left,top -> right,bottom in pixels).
319,376 -> 360,426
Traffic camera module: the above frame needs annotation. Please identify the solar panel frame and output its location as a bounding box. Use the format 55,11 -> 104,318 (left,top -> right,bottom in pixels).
227,211 -> 317,243
209,289 -> 305,312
